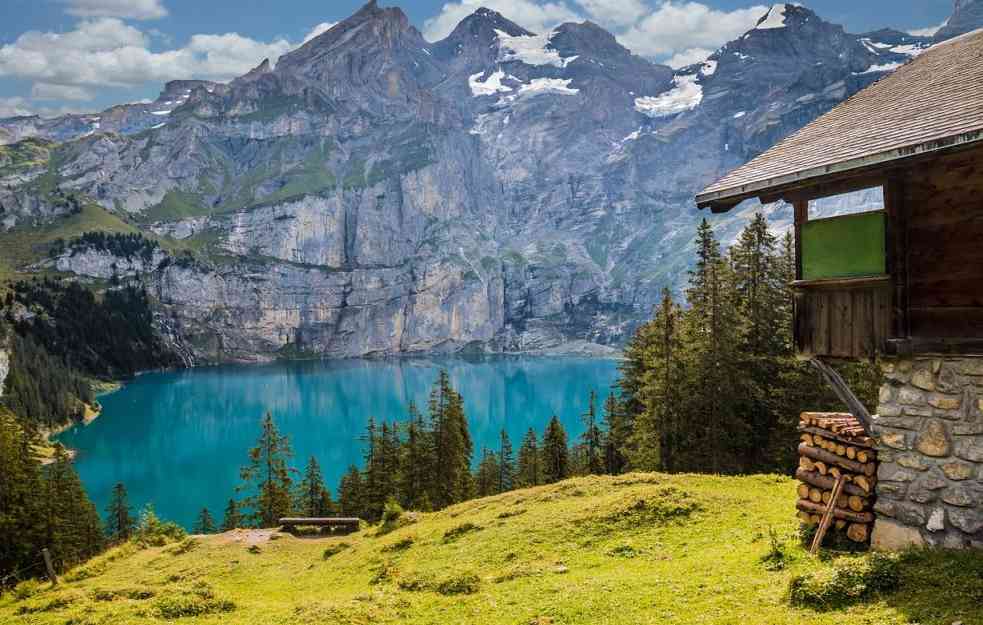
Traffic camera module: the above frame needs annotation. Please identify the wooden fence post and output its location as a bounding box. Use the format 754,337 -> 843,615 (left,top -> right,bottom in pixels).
41,549 -> 58,585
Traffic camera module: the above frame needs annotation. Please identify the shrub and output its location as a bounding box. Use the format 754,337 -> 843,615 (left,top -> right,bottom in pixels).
788,553 -> 901,610
11,579 -> 42,601
443,522 -> 481,543
607,544 -> 638,558
382,536 -> 415,553
437,573 -> 481,595
134,504 -> 186,548
760,527 -> 795,572
153,595 -> 235,619
166,537 -> 199,556
323,543 -> 350,560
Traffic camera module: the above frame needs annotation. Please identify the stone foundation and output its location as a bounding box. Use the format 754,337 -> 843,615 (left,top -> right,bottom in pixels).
872,357 -> 983,549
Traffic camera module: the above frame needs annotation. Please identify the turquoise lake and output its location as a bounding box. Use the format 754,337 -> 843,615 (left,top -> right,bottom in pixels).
58,356 -> 620,529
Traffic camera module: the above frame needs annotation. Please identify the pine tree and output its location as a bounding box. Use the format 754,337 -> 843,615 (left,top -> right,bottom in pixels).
400,401 -> 433,511
541,416 -> 569,484
475,447 -> 501,497
0,408 -> 45,578
580,391 -> 604,474
296,456 -> 333,517
429,371 -> 473,508
628,288 -> 683,472
220,498 -> 241,531
497,429 -> 515,493
683,219 -> 742,473
337,465 -> 365,518
105,482 -> 134,542
40,445 -> 104,570
238,412 -> 295,527
194,507 -> 216,534
601,393 -> 628,475
516,427 -> 541,487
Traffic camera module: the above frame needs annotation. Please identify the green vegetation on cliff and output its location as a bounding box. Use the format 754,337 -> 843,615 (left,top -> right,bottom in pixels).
2,473 -> 980,625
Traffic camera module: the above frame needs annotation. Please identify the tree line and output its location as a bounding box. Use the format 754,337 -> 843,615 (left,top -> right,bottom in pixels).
208,371 -> 619,528
0,410 -> 104,586
1,279 -> 179,430
615,215 -> 879,474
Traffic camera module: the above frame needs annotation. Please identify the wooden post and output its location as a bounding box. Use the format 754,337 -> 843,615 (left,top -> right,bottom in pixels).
810,474 -> 846,555
42,548 -> 58,585
808,358 -> 873,436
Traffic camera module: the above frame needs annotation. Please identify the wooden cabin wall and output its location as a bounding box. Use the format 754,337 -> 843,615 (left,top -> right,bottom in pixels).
905,146 -> 983,340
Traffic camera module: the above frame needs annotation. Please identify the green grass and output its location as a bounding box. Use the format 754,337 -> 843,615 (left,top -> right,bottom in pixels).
0,203 -> 139,288
2,473 -> 980,624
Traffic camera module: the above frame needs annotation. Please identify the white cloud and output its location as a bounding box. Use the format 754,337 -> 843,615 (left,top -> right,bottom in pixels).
618,2 -> 769,58
31,83 -> 94,101
575,0 -> 649,27
908,22 -> 945,37
0,97 -> 33,118
0,18 -> 294,89
63,0 -> 168,20
422,0 -> 772,66
664,46 -> 713,68
302,22 -> 337,44
423,0 -> 583,41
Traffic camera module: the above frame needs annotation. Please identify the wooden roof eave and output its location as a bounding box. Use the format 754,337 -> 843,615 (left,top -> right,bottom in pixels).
696,128 -> 983,212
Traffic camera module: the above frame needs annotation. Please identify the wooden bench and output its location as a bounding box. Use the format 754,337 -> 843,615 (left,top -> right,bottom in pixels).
278,517 -> 361,535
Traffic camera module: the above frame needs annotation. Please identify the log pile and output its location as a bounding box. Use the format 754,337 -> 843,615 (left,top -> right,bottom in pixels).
796,412 -> 878,544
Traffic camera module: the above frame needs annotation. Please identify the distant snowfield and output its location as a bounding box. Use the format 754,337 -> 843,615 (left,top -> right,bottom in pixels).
756,4 -> 788,29
495,29 -> 578,68
634,74 -> 703,118
469,69 -> 512,96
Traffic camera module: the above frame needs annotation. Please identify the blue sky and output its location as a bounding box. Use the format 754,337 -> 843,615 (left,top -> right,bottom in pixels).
0,0 -> 953,118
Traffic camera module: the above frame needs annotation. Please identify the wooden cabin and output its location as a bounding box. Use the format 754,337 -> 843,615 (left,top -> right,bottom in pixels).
696,29 -> 983,550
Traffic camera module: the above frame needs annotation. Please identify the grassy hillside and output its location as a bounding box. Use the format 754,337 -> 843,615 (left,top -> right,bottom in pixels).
3,473 -> 981,625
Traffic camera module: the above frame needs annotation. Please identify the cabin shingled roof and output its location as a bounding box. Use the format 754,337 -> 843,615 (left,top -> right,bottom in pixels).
696,27 -> 983,209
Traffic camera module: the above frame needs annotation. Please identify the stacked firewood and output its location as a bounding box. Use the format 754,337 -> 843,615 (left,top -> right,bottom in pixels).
796,412 -> 878,544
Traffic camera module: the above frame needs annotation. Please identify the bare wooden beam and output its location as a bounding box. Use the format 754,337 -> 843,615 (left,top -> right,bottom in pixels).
808,357 -> 874,436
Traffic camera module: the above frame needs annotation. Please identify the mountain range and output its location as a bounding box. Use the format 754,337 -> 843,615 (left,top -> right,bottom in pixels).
0,0 -> 978,362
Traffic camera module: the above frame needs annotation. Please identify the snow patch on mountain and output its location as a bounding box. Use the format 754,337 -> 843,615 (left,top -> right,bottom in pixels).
495,29 -> 578,68
517,78 -> 578,96
856,61 -> 903,74
469,69 -> 513,96
756,4 -> 789,30
634,74 -> 703,118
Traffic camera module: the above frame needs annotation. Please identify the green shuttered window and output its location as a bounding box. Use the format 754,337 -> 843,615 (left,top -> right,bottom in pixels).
801,210 -> 886,280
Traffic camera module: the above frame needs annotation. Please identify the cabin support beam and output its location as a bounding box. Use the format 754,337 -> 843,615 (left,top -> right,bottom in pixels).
807,357 -> 873,436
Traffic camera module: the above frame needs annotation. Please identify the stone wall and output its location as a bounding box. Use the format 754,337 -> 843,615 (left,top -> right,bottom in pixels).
871,357 -> 983,550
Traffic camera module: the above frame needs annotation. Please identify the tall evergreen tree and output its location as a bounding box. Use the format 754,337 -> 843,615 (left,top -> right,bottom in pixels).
399,402 -> 433,511
40,445 -> 104,571
337,465 -> 365,518
579,391 -> 604,474
104,482 -> 134,542
541,416 -> 569,484
628,288 -> 683,472
296,456 -> 333,517
475,447 -> 501,497
516,427 -> 541,487
497,429 -> 515,493
601,393 -> 628,475
220,498 -> 241,531
238,412 -> 295,527
683,219 -> 742,473
429,371 -> 473,508
194,507 -> 217,534
0,408 -> 45,578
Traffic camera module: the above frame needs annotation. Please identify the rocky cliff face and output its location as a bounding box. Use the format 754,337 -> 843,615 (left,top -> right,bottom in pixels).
0,345 -> 8,398
0,1 -> 975,362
